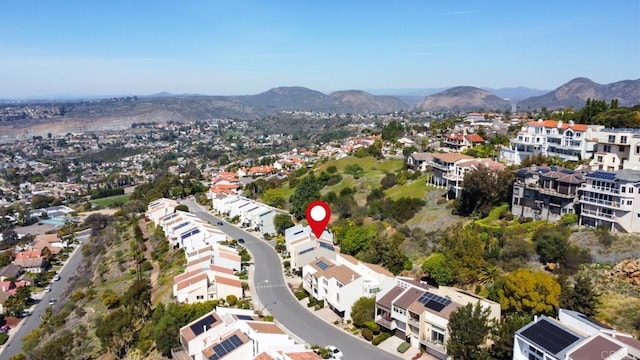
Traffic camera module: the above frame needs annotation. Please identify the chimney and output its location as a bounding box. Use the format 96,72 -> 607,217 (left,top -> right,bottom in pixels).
557,120 -> 563,128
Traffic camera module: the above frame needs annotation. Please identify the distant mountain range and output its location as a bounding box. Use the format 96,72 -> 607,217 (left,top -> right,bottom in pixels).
1,78 -> 639,139
518,78 -> 640,110
414,86 -> 512,112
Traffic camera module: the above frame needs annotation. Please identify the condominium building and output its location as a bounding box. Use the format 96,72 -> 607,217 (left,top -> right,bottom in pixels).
589,128 -> 640,171
513,309 -> 640,360
511,165 -> 584,221
499,119 -> 604,165
579,169 -> 640,232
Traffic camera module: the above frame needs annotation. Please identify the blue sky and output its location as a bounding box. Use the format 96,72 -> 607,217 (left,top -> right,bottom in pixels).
1,0 -> 639,98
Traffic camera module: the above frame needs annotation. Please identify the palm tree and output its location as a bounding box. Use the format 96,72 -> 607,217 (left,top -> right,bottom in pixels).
478,266 -> 503,286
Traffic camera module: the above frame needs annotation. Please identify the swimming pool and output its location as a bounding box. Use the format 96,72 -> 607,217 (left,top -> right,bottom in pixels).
41,217 -> 69,227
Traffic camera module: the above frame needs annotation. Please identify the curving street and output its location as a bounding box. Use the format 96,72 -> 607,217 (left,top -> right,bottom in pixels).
0,229 -> 91,359
184,199 -> 400,360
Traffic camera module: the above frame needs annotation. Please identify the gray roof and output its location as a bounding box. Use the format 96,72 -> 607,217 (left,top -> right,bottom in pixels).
615,169 -> 640,182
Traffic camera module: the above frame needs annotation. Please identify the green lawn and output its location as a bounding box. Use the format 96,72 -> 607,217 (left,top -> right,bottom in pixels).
91,194 -> 131,208
384,175 -> 430,200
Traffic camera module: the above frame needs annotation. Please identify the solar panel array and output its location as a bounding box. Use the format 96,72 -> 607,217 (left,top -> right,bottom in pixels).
235,315 -> 254,321
174,221 -> 190,230
588,171 -> 617,180
299,247 -> 314,255
319,242 -> 335,251
209,334 -> 244,360
417,292 -> 452,312
181,228 -> 201,239
316,260 -> 330,270
190,315 -> 218,336
520,319 -> 580,355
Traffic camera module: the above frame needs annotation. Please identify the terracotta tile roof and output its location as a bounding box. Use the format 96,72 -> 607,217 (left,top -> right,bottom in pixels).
187,246 -> 213,258
465,134 -> 485,143
377,286 -> 405,309
15,249 -> 42,259
175,272 -> 208,291
209,265 -> 235,274
186,256 -> 211,268
527,120 -> 588,131
247,321 -> 285,334
219,251 -> 241,262
568,334 -> 622,360
215,275 -> 241,288
411,152 -> 433,161
254,352 -> 276,360
431,153 -> 474,163
456,158 -> 505,172
173,268 -> 205,284
286,351 -> 324,360
33,234 -> 59,243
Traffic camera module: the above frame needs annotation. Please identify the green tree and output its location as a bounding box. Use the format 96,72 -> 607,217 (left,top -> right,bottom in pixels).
454,166 -> 513,217
261,188 -> 286,209
273,214 -> 294,235
289,174 -> 321,220
421,253 -> 454,286
558,273 -> 600,317
174,204 -> 189,212
490,314 -> 532,360
0,253 -> 11,267
533,226 -> 569,263
496,269 -> 560,316
350,296 -> 375,327
447,302 -> 492,360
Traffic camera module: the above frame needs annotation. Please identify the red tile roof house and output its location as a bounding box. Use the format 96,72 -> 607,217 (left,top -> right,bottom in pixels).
14,249 -> 46,273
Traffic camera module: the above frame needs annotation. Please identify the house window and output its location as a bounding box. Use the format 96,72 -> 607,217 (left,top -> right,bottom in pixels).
431,326 -> 445,345
621,136 -> 628,144
609,135 -> 616,143
196,295 -> 204,300
528,346 -> 544,360
323,278 -> 328,286
620,146 -> 625,152
597,156 -> 603,162
628,200 -> 633,205
604,145 -> 612,152
622,187 -> 626,193
630,187 -> 634,194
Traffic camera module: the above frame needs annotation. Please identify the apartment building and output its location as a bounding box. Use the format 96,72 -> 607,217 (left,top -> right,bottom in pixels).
589,128 -> 640,171
177,307 -> 306,360
146,198 -> 179,223
511,165 -> 584,222
499,119 -> 604,165
513,309 -> 640,360
579,169 -> 640,232
375,277 -> 500,360
284,225 -> 338,274
211,194 -> 287,236
301,254 -> 394,320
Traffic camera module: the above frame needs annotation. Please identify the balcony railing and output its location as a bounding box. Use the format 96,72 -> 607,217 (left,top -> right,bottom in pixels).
580,196 -> 620,208
581,208 -> 615,219
581,183 -> 620,194
443,173 -> 463,181
376,315 -> 395,330
408,317 -> 420,328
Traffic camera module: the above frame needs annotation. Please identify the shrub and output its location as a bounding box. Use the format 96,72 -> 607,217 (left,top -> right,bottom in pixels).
0,333 -> 8,345
372,332 -> 391,346
294,291 -> 308,300
362,328 -> 374,341
397,342 -> 411,353
226,295 -> 238,306
363,320 -> 380,334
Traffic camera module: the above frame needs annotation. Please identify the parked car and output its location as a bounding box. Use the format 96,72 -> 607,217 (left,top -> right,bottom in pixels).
217,221 -> 223,225
53,274 -> 61,281
326,345 -> 343,360
45,285 -> 52,293
238,238 -> 245,243
48,298 -> 56,306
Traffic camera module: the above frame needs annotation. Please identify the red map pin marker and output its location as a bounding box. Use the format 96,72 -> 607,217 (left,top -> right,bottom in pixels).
305,200 -> 331,239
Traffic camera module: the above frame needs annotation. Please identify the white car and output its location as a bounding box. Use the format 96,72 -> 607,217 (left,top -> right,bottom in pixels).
53,274 -> 60,281
48,298 -> 56,306
326,345 -> 343,360
44,285 -> 51,293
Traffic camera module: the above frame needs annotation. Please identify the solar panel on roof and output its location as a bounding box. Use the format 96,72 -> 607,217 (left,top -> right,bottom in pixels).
316,260 -> 330,270
209,335 -> 243,360
417,292 -> 452,312
520,319 -> 580,355
189,315 -> 218,336
299,247 -> 314,255
589,171 -> 616,180
235,315 -> 253,321
319,242 -> 335,251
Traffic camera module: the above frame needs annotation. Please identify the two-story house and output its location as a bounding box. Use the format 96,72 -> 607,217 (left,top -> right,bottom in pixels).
284,225 -> 338,275
442,133 -> 485,152
590,128 -> 640,171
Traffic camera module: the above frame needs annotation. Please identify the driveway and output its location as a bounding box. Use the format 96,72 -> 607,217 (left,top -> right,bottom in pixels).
184,200 -> 400,360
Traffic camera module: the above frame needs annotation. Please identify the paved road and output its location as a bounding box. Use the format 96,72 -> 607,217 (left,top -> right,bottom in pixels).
0,229 -> 91,359
184,200 -> 400,360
